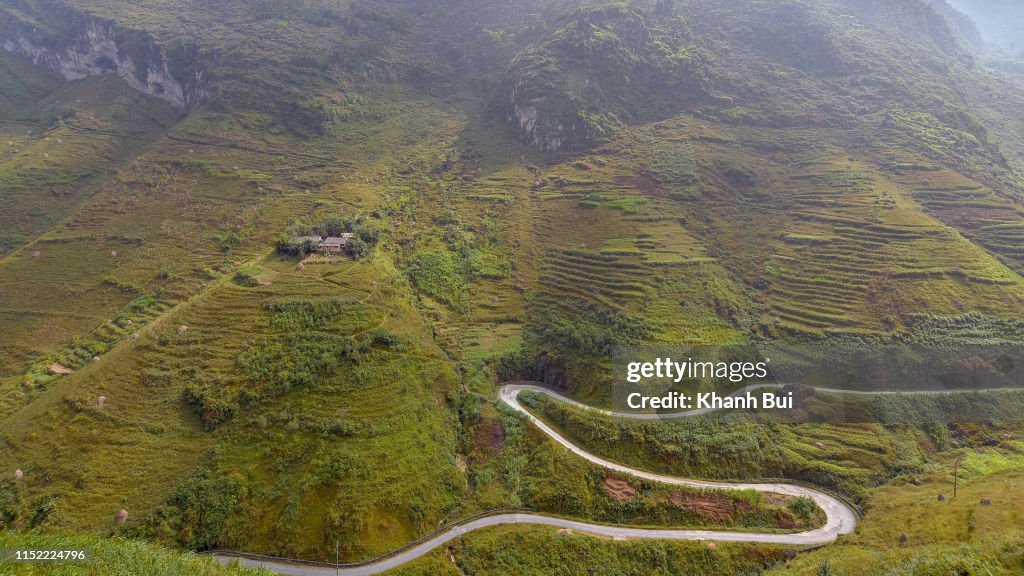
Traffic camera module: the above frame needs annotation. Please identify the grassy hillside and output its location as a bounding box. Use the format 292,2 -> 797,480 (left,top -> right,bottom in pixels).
0,531 -> 270,575
0,50 -> 62,115
0,52 -> 181,256
386,528 -> 790,576
767,442 -> 1024,576
1,0 -> 1024,572
385,441 -> 1024,576
0,85 -> 474,559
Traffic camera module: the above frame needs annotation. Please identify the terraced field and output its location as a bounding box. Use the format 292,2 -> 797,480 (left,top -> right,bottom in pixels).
0,60 -> 181,256
539,248 -> 649,310
0,96 -> 327,404
507,126 -> 1024,341
666,136 -> 1024,336
897,168 -> 1024,273
0,240 -> 466,556
0,66 -> 498,562
0,236 -> 150,387
3,0 -> 1024,573
527,157 -> 717,318
762,211 -> 1022,334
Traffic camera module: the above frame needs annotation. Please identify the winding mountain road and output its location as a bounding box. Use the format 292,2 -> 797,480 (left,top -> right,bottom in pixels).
214,382 -> 870,575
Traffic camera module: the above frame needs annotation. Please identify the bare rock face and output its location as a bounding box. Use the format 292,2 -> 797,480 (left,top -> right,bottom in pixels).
498,5 -> 706,153
0,15 -> 208,110
505,81 -> 569,152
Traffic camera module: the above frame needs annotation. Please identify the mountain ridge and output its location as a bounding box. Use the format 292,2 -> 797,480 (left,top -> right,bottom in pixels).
1,0 -> 1024,573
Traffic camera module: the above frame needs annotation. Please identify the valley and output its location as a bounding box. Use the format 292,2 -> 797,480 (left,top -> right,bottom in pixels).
1,0 -> 1024,574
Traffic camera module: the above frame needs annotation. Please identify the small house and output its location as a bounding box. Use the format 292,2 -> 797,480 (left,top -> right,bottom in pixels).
320,233 -> 355,254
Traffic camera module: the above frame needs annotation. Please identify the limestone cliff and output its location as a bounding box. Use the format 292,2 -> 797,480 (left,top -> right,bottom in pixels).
497,3 -> 707,153
0,6 -> 208,109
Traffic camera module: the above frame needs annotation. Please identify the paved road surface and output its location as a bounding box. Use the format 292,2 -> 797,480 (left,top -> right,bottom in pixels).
214,382 -> 877,574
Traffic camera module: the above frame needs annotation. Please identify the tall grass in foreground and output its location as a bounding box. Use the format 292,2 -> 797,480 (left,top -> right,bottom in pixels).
0,531 -> 270,575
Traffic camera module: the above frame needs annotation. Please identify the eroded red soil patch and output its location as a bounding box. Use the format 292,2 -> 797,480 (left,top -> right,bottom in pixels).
603,472 -> 638,501
668,492 -> 747,523
614,172 -> 664,197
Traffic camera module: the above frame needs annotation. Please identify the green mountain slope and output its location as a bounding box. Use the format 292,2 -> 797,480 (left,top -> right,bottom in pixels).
0,53 -> 180,256
947,0 -> 1024,50
1,0 -> 1024,572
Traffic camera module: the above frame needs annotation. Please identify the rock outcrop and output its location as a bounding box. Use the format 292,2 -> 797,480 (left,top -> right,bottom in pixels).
497,4 -> 707,152
0,7 -> 208,109
505,77 -> 593,153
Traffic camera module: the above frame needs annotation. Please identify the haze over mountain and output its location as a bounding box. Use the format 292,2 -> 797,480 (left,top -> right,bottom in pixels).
2,1 -> 1024,575
946,0 -> 1024,51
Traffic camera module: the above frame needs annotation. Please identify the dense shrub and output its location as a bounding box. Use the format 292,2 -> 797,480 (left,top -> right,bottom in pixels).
275,215 -> 381,259
156,467 -> 242,551
408,248 -> 469,312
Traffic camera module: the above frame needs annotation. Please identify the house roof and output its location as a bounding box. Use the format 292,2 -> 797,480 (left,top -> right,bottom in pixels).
322,235 -> 352,246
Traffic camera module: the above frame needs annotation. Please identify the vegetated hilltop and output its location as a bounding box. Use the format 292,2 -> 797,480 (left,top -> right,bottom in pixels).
923,0 -> 983,52
946,0 -> 1024,51
1,0 -> 1024,572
